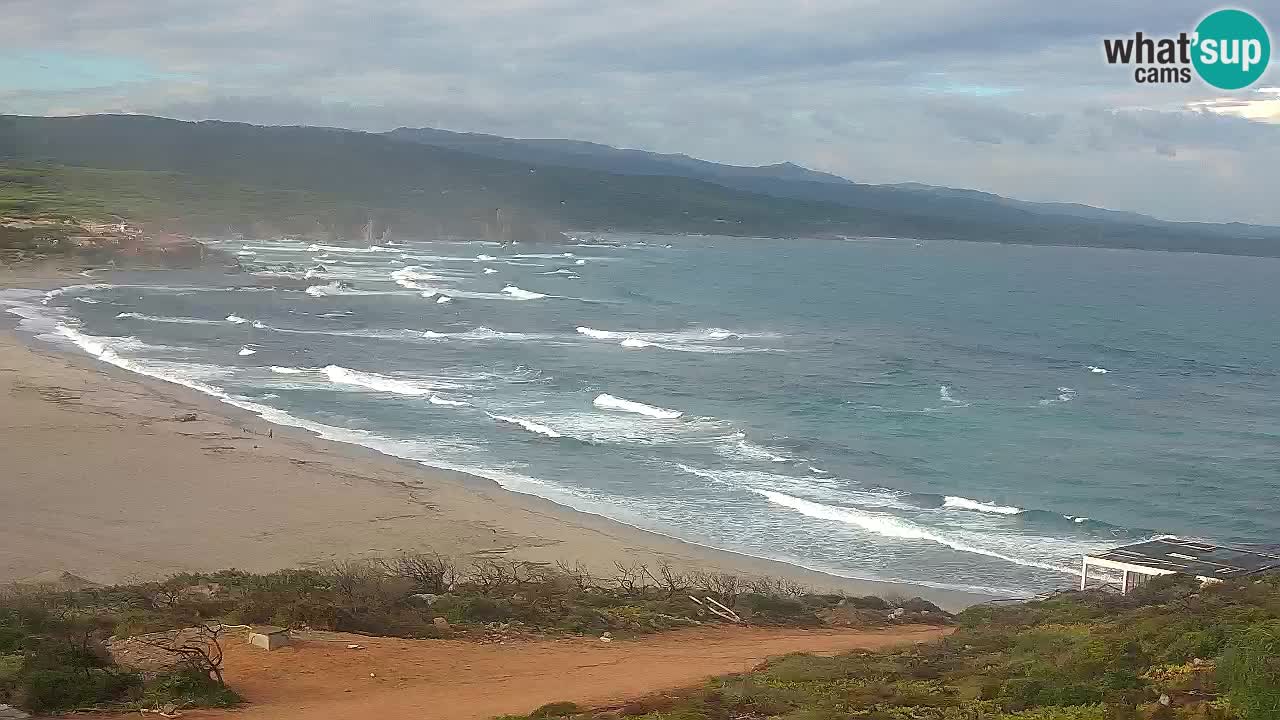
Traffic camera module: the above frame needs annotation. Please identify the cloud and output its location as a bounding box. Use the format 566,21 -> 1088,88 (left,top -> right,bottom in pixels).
1,0 -> 1278,223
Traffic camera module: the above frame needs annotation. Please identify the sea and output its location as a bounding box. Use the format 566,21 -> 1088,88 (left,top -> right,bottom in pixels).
4,233 -> 1278,597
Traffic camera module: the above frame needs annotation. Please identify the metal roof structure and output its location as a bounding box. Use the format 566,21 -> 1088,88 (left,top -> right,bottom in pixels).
1087,538 -> 1280,580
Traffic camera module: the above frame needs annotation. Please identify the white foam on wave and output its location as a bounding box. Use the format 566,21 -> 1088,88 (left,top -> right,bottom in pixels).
270,366 -> 304,374
476,254 -> 496,261
501,285 -> 547,300
939,385 -> 969,406
116,312 -> 218,325
436,295 -> 452,304
943,495 -> 1022,515
722,436 -> 790,463
619,338 -> 654,349
47,325 -> 227,398
421,327 -> 552,342
1087,366 -> 1109,374
226,314 -> 249,324
483,267 -> 498,274
574,259 -> 586,265
391,266 -> 442,291
593,393 -> 683,419
76,297 -> 100,304
675,464 -> 912,511
486,412 -> 562,438
757,489 -> 1078,575
307,243 -> 391,254
322,365 -> 433,396
576,326 -> 757,343
1039,387 -> 1077,405
305,282 -> 352,297
238,346 -> 256,356
428,395 -> 470,407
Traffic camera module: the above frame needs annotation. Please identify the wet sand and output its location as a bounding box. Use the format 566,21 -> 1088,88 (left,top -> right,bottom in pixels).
0,266 -> 992,611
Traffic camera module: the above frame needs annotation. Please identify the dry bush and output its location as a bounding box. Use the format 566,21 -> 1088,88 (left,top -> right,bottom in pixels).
137,623 -> 228,686
643,562 -> 691,599
690,571 -> 744,608
554,561 -> 600,591
385,552 -> 458,594
611,562 -> 650,597
746,576 -> 808,598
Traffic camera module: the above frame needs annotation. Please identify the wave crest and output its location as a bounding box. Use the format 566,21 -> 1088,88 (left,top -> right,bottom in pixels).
942,495 -> 1022,515
593,393 -> 683,419
486,412 -> 561,438
322,365 -> 433,396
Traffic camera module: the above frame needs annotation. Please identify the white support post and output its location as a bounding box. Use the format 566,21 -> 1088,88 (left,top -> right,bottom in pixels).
1080,557 -> 1089,591
1121,570 -> 1131,595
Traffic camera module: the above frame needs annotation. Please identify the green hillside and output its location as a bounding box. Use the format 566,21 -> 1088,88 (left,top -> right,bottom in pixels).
4,114 -> 1280,256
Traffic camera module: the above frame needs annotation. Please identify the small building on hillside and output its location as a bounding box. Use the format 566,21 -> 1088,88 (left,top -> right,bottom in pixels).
247,625 -> 291,651
1082,538 -> 1280,595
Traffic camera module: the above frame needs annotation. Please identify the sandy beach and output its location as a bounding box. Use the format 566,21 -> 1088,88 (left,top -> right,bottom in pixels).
0,266 -> 990,611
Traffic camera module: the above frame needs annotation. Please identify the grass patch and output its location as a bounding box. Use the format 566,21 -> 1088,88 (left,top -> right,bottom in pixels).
497,573 -> 1280,720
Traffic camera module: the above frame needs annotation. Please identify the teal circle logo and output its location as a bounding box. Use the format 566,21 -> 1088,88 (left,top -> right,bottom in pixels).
1193,9 -> 1271,90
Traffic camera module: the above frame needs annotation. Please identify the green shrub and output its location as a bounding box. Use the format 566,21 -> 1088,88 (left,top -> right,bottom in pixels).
19,667 -> 141,713
1217,621 -> 1280,720
529,700 -> 583,717
143,668 -> 240,709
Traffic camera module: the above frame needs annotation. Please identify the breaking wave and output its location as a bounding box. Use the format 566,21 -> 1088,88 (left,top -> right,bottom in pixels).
943,496 -> 1023,515
428,395 -> 470,407
486,412 -> 562,438
939,385 -> 968,406
593,393 -> 683,419
238,346 -> 256,356
757,490 -> 1077,575
322,365 -> 433,396
421,327 -> 554,342
115,312 -> 218,325
269,366 -> 304,374
1039,387 -> 1077,405
305,282 -> 355,297
502,285 -> 547,300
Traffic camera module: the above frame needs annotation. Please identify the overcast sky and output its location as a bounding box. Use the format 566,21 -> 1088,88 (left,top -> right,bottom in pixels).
2,1 -> 1278,223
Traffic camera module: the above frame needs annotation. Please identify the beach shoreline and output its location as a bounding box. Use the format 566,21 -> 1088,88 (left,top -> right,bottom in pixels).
0,265 -> 995,611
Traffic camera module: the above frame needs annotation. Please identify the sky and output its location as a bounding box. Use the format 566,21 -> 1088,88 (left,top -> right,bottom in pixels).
2,1 -> 1279,224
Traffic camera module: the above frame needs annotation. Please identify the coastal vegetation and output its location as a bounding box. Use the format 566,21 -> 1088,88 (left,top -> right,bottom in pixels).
3,559 -> 1278,718
0,555 -> 942,714
498,573 -> 1280,720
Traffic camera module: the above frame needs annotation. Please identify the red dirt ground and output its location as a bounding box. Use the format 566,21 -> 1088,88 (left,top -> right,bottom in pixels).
176,624 -> 950,719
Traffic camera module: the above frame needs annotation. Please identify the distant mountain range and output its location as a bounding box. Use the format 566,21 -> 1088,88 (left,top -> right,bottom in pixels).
387,126 -> 1167,226
3,114 -> 1279,256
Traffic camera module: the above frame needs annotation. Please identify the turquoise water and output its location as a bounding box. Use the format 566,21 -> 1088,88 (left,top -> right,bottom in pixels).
8,234 -> 1279,596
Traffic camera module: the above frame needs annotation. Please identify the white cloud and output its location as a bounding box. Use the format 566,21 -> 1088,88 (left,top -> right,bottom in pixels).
1,0 -> 1278,223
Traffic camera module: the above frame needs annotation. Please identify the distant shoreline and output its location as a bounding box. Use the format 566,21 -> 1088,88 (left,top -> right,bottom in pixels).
0,265 -> 996,612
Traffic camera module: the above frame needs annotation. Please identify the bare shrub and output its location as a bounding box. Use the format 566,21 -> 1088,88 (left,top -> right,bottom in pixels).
385,552 -> 457,594
554,561 -> 599,591
138,623 -> 228,686
643,561 -> 691,599
746,576 -> 808,598
611,562 -> 649,598
690,571 -> 744,608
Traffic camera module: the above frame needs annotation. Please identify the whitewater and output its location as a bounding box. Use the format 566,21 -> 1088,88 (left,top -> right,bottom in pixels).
7,232 -> 1278,597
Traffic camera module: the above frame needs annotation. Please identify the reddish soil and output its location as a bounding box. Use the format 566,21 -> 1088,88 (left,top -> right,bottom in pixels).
178,624 -> 950,720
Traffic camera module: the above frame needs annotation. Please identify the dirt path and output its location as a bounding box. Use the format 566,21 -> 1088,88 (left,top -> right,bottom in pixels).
183,625 -> 949,719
